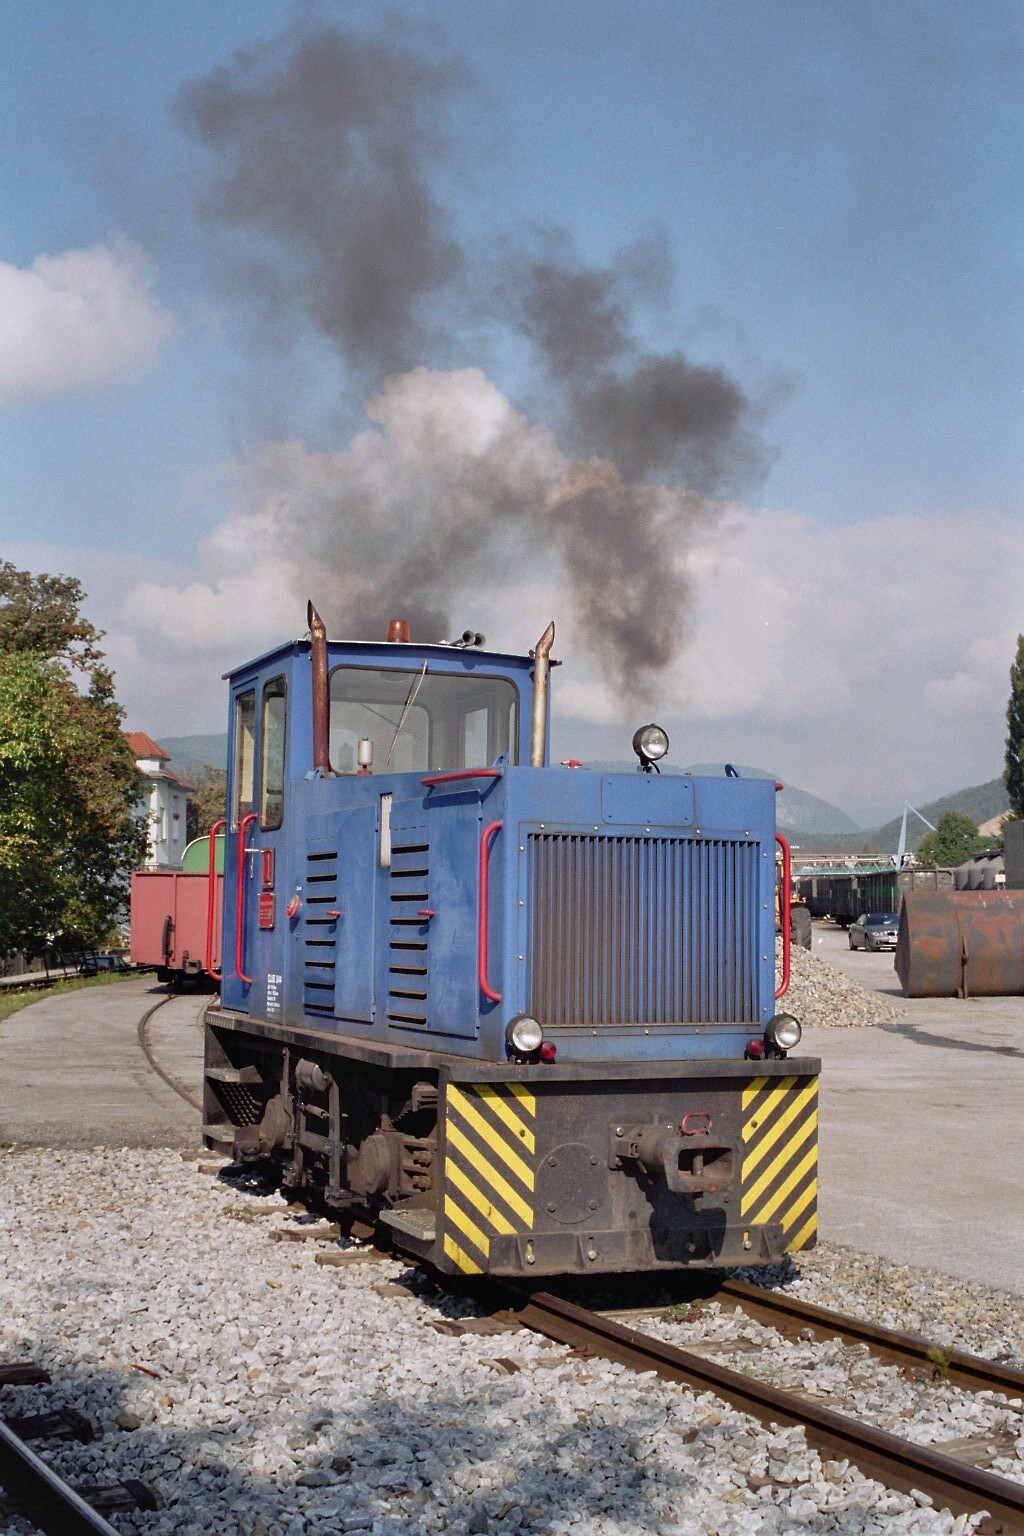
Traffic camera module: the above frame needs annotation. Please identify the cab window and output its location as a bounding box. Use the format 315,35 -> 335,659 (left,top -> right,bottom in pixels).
260,676 -> 287,829
328,666 -> 518,775
232,690 -> 256,827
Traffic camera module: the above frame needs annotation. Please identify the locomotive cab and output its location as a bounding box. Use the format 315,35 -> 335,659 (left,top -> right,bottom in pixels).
204,613 -> 820,1278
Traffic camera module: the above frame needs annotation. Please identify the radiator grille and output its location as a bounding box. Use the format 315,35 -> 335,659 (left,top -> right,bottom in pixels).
302,849 -> 338,1018
387,838 -> 431,1027
527,832 -> 760,1025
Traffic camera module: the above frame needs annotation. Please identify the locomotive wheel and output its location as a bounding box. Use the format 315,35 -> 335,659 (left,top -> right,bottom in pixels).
790,907 -> 812,950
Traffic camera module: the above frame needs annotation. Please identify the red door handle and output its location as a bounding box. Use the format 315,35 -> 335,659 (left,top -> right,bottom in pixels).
235,812 -> 258,985
206,818 -> 226,982
776,833 -> 791,1000
479,821 -> 502,1003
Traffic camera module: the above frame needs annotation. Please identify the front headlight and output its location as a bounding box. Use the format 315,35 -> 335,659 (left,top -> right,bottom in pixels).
506,1014 -> 544,1055
632,723 -> 670,768
765,1013 -> 802,1052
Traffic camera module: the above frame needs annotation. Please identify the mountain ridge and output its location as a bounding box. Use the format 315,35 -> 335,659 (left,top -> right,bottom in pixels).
153,734 -> 1009,849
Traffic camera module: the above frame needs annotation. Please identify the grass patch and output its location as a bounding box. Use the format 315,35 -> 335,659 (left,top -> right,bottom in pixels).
0,968 -> 142,1027
662,1303 -> 708,1324
926,1344 -> 954,1381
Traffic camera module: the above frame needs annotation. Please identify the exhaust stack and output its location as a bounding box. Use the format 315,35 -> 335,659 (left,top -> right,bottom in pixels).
308,602 -> 330,775
530,622 -> 556,768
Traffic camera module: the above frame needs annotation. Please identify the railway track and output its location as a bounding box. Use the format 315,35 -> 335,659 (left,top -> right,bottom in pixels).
0,1416 -> 123,1536
234,1187 -> 1024,1533
0,1363 -> 156,1536
136,993 -> 203,1112
498,1280 -> 1024,1534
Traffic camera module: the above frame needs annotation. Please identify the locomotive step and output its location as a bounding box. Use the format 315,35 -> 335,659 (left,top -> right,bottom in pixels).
379,1206 -> 436,1243
201,1122 -> 236,1145
205,1066 -> 262,1085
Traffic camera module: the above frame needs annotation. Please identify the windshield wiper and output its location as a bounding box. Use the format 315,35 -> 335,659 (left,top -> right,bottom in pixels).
385,660 -> 429,768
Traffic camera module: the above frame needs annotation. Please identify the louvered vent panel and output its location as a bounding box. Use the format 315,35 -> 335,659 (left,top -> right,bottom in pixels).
387,838 -> 430,1027
528,832 -> 760,1025
303,849 -> 339,1018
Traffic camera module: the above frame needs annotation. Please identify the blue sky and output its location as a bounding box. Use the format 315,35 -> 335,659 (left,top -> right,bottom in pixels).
2,1 -> 1022,825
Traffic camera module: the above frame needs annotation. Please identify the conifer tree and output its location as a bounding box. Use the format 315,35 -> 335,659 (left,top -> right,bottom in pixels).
1005,634 -> 1024,818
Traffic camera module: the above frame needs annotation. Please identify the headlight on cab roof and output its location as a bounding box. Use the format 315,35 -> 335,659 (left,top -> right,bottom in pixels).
765,1013 -> 802,1053
632,722 -> 670,768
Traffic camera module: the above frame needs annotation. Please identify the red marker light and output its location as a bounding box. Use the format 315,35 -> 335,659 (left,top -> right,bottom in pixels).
539,1041 -> 557,1063
286,896 -> 301,920
745,1038 -> 765,1060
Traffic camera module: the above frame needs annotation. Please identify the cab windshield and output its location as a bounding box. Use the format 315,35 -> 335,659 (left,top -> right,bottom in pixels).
329,665 -> 519,775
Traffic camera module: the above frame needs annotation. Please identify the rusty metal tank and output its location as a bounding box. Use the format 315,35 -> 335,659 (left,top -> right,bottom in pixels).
896,889 -> 1024,997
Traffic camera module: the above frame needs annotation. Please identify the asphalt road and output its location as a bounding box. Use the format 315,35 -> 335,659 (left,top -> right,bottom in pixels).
807,923 -> 1024,1295
1,947 -> 1021,1295
0,976 -> 204,1150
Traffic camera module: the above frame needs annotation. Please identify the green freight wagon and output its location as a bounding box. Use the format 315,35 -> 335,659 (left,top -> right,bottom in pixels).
797,866 -> 954,926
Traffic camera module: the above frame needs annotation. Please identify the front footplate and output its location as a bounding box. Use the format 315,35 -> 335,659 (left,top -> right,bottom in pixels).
432,1060 -> 819,1277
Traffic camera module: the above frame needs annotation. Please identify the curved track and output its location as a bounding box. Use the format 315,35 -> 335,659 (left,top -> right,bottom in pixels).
239,1196 -> 1024,1532
136,993 -> 204,1112
500,1282 -> 1024,1534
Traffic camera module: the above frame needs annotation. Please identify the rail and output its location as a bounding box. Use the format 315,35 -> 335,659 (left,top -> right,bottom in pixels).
422,769 -> 502,789
206,818 -> 226,982
478,820 -> 503,1003
0,1418 -> 121,1536
137,994 -> 203,1112
775,832 -> 792,999
498,1285 -> 1024,1534
238,1210 -> 1024,1533
709,1275 -> 1024,1399
234,813 -> 258,986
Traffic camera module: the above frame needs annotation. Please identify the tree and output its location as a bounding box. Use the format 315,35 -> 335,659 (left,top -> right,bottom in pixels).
0,563 -> 143,957
1005,634 -> 1024,818
187,765 -> 228,843
916,811 -> 980,869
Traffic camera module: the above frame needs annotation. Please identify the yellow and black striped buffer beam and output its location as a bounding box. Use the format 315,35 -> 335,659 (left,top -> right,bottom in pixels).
442,1082 -> 536,1274
741,1074 -> 818,1252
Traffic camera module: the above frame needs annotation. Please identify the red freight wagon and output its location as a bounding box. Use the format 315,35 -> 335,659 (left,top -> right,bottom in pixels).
130,869 -> 223,987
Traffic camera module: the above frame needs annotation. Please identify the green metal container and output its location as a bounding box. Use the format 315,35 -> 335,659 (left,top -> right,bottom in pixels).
182,834 -> 224,875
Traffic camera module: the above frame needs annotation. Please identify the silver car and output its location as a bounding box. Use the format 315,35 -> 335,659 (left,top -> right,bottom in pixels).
848,912 -> 900,951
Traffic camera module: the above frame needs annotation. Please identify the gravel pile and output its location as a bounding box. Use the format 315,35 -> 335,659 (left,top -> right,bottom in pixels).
779,941 -> 905,1029
2,1148 -> 1020,1536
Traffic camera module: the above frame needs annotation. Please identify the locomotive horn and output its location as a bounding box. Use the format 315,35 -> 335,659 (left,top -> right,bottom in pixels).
308,601 -> 330,775
530,621 -> 556,768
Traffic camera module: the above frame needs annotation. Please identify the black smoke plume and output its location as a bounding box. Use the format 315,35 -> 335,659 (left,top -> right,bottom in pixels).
504,231 -> 769,493
177,17 -> 771,701
177,22 -> 464,375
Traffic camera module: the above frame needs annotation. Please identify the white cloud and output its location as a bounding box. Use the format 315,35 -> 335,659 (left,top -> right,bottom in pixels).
653,506 -> 1024,820
112,480 -> 1024,823
12,373 -> 1023,827
0,240 -> 175,408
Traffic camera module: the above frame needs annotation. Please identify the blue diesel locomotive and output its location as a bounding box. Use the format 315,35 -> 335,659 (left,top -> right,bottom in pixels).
203,607 -> 819,1276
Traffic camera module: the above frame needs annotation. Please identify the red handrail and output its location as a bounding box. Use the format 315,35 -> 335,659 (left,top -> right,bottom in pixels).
422,769 -> 502,789
235,812 -> 257,986
205,818 -> 226,982
479,820 -> 503,1003
776,832 -> 792,1000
